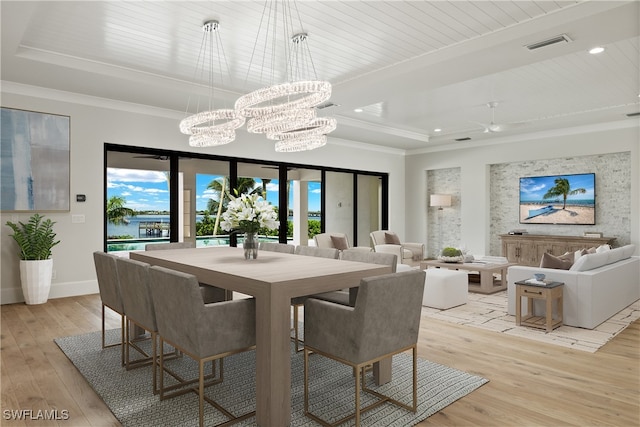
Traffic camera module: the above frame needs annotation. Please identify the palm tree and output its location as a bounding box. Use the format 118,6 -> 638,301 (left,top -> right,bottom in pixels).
106,196 -> 136,225
543,177 -> 586,209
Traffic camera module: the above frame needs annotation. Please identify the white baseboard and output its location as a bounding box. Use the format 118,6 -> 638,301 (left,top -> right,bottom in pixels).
1,280 -> 98,305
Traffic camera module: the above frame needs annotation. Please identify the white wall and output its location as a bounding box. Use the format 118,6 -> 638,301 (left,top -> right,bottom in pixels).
405,122 -> 640,258
0,86 -> 406,304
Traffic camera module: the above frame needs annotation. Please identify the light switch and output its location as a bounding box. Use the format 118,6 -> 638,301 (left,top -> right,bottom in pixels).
72,214 -> 85,223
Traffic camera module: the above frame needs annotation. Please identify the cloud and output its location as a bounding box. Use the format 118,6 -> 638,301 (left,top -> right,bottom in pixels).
520,178 -> 545,193
107,168 -> 167,183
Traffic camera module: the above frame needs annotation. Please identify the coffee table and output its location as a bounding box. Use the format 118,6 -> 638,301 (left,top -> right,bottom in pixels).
420,259 -> 517,294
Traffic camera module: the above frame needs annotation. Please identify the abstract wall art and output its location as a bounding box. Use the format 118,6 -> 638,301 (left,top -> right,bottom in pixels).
1,107 -> 70,211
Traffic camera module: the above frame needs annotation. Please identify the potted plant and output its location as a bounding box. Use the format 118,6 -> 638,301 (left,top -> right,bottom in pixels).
439,247 -> 463,263
5,213 -> 60,304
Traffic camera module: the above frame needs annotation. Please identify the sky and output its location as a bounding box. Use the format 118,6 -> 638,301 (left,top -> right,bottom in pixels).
519,173 -> 595,202
107,168 -> 321,212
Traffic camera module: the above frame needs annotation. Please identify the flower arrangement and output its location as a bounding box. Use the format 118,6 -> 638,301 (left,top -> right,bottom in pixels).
220,192 -> 279,234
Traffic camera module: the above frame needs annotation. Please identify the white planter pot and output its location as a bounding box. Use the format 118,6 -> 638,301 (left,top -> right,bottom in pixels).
19,259 -> 53,305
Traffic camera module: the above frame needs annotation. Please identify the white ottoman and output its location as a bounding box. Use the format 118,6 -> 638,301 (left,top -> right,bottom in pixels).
422,268 -> 468,309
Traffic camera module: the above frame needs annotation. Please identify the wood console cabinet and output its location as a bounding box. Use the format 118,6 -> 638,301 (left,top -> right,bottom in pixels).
499,234 -> 616,266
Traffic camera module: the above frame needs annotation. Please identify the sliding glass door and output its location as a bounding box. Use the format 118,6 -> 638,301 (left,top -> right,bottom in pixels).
105,150 -> 172,252
104,144 -> 388,253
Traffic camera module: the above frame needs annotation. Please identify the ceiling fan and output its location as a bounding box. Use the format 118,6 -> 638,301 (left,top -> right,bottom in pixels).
133,155 -> 170,160
473,101 -> 509,133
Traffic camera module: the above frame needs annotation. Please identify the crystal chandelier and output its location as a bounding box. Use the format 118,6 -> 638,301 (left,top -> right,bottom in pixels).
180,20 -> 244,147
235,2 -> 336,151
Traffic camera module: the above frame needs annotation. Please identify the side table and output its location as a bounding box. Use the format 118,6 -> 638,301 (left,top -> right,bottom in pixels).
514,280 -> 564,332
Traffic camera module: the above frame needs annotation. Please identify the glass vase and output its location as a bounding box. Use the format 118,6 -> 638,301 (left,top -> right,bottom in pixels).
243,232 -> 259,260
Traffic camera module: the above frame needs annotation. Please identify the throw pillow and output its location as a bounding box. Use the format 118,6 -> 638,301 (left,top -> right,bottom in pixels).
330,235 -> 349,250
539,252 -> 573,270
558,251 -> 573,262
596,244 -> 611,253
384,232 -> 401,245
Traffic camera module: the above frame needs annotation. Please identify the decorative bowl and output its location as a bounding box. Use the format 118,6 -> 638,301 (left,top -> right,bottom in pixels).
438,255 -> 464,263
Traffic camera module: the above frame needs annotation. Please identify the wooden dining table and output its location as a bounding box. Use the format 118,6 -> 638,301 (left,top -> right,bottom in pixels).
130,246 -> 392,427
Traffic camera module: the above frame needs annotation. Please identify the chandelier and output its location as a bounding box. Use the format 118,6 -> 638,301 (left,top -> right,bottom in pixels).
234,2 -> 336,152
180,20 -> 245,147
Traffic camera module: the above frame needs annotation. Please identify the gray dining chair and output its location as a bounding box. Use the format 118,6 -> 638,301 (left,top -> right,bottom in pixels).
311,250 -> 398,307
258,241 -> 295,253
291,245 -> 340,351
145,241 -> 230,302
148,265 -> 256,427
116,257 -> 180,394
93,251 -> 126,366
303,269 -> 426,426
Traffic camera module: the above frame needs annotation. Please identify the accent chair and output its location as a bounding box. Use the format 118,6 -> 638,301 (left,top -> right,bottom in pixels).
148,265 -> 256,427
291,245 -> 340,351
115,257 -> 179,394
311,250 -> 398,307
145,241 -> 229,302
93,251 -> 126,366
303,269 -> 426,426
313,232 -> 372,255
370,230 -> 425,264
258,241 -> 295,253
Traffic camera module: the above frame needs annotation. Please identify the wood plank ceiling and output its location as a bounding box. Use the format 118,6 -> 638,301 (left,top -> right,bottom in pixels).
1,1 -> 638,150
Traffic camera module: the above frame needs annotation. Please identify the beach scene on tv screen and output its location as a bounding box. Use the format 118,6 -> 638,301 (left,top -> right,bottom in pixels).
519,174 -> 595,225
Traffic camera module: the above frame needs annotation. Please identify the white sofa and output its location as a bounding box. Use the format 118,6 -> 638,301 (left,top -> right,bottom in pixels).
507,245 -> 639,329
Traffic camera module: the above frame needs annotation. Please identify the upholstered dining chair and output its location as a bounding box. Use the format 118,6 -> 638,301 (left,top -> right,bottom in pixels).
313,232 -> 372,255
148,265 -> 256,427
93,251 -> 126,366
303,269 -> 426,426
291,245 -> 340,351
116,257 -> 181,394
370,230 -> 425,264
258,241 -> 295,253
311,250 -> 398,307
145,241 -> 229,302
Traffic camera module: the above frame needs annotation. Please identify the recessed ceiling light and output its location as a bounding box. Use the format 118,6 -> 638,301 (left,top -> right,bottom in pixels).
589,46 -> 605,54
433,128 -> 442,132
354,108 -> 363,113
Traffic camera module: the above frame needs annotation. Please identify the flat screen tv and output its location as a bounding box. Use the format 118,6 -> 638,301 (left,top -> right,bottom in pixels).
519,173 -> 595,225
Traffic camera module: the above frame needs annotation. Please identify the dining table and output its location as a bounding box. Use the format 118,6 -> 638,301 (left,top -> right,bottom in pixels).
130,246 -> 393,427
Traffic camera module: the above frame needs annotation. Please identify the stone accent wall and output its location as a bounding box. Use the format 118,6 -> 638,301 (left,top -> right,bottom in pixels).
426,167 -> 461,258
489,152 -> 631,255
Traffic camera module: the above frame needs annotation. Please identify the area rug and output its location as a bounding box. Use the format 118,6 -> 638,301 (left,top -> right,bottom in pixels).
55,329 -> 487,426
422,291 -> 640,353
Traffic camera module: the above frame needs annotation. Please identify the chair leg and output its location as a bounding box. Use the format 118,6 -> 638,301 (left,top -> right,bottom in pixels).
159,336 -> 166,400
152,331 -> 158,394
292,304 -> 303,352
120,314 -> 125,366
199,359 -> 205,427
303,347 -> 310,414
355,364 -> 361,427
101,304 -> 126,367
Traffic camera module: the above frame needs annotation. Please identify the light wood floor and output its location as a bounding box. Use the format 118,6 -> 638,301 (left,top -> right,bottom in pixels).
1,294 -> 638,426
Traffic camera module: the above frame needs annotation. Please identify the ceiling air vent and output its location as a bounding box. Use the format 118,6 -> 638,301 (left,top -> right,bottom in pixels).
316,102 -> 339,110
455,137 -> 471,142
626,112 -> 640,118
525,34 -> 572,51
